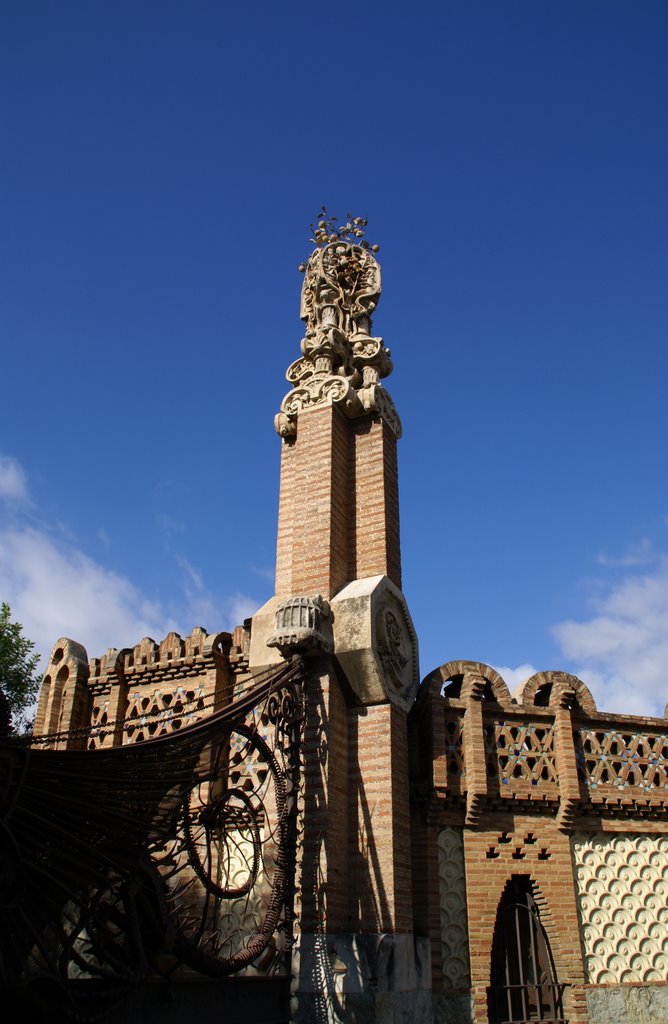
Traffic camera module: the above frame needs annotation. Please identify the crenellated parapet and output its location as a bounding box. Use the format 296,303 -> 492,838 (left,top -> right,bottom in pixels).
412,661 -> 668,828
34,625 -> 240,750
275,217 -> 401,440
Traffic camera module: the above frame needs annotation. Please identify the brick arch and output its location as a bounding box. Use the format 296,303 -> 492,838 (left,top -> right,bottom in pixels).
35,637 -> 90,738
513,670 -> 597,715
520,874 -> 561,968
423,659 -> 513,707
493,872 -> 558,942
489,872 -> 567,1022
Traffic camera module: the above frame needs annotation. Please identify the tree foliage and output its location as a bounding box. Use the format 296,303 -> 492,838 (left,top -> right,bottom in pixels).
0,602 -> 41,733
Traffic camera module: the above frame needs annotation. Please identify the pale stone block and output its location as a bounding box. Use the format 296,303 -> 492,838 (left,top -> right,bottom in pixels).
330,574 -> 419,711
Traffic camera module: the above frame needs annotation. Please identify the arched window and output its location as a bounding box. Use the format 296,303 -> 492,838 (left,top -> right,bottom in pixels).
488,876 -> 565,1023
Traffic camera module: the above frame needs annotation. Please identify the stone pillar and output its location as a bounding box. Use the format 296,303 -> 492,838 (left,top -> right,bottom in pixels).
100,648 -> 129,748
257,229 -> 424,1021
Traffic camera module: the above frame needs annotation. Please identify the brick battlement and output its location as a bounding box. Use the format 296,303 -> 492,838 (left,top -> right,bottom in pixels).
33,626 -> 240,750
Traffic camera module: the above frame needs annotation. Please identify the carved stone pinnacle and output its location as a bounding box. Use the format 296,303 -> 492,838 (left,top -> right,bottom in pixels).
275,240 -> 402,439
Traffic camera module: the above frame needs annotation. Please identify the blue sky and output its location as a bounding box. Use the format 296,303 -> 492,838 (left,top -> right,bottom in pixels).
1,2 -> 667,715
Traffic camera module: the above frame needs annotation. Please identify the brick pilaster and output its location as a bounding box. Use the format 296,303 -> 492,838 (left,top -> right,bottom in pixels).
274,404 -> 401,600
463,679 -> 488,826
348,703 -> 413,933
554,694 -> 581,832
351,417 -> 401,588
299,662 -> 350,933
275,404 -> 351,599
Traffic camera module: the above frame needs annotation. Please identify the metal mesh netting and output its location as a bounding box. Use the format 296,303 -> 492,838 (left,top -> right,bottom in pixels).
0,657 -> 304,1017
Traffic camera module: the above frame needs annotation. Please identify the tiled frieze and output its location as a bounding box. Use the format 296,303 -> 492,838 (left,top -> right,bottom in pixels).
573,831 -> 668,983
437,827 -> 471,990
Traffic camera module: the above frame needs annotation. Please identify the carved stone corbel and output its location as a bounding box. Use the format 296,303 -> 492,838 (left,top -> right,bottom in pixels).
267,595 -> 332,657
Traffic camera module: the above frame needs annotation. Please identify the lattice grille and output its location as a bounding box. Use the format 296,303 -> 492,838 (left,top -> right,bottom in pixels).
576,726 -> 668,792
88,694 -> 111,750
444,715 -> 465,779
485,720 -> 557,786
123,684 -> 207,744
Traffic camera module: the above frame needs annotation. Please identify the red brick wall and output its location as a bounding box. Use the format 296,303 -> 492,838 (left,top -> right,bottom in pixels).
275,405 -> 401,599
348,703 -> 413,933
463,819 -> 589,1023
299,664 -> 351,933
275,404 -> 351,598
351,418 -> 401,588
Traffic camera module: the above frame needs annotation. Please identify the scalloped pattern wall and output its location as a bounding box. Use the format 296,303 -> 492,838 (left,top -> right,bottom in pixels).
438,827 -> 471,990
573,832 -> 668,983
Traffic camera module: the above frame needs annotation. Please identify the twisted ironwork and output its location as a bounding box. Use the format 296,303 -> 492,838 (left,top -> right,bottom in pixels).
0,657 -> 304,1017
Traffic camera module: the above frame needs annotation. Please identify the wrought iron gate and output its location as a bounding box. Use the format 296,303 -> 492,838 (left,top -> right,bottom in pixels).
0,658 -> 304,1018
488,877 -> 567,1024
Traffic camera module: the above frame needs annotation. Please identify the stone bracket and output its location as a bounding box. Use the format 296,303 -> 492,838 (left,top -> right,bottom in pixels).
267,595 -> 332,657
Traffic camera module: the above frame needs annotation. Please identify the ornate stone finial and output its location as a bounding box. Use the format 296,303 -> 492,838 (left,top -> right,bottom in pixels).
304,206 -> 380,254
274,211 -> 402,440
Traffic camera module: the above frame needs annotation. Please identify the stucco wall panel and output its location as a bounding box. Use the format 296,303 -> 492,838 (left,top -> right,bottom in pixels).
438,827 -> 471,991
573,832 -> 668,984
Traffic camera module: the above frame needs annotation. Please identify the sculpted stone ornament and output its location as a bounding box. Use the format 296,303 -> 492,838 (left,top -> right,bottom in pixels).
329,575 -> 419,712
267,595 -> 332,657
275,215 -> 402,439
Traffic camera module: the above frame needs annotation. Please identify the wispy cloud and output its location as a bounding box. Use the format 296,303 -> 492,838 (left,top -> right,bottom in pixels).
595,537 -> 656,568
0,524 -> 170,664
175,556 -> 262,631
227,594 -> 260,626
0,455 -> 263,668
155,512 -> 185,540
250,563 -> 276,583
0,455 -> 30,504
553,556 -> 668,717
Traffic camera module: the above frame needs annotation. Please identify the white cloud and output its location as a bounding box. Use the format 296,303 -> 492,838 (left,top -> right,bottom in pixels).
553,557 -> 668,718
0,524 -> 263,668
156,512 -> 185,539
176,554 -> 205,592
0,525 -> 170,665
494,663 -> 539,692
227,593 -> 261,626
176,556 -> 261,633
0,457 -> 263,670
0,455 -> 30,504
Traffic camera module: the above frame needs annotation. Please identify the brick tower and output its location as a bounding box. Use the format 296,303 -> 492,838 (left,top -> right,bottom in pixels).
249,215 -> 424,1021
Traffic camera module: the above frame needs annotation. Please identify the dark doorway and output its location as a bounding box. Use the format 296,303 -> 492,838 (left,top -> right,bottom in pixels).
488,876 -> 566,1023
